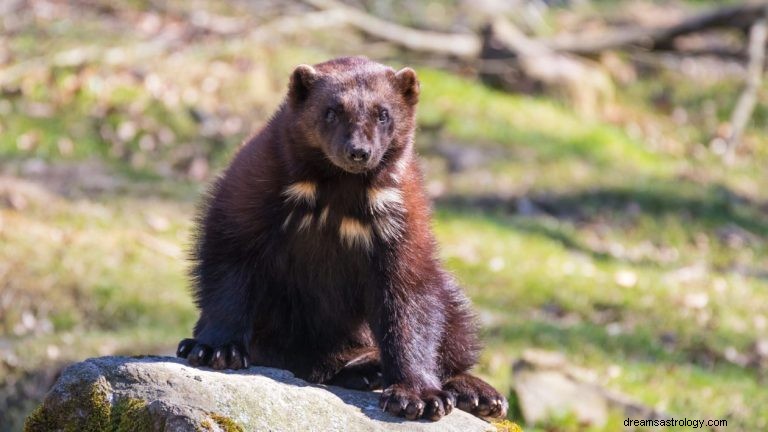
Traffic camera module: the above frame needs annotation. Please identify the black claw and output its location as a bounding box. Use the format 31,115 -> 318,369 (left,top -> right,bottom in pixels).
379,390 -> 392,410
176,339 -> 196,358
423,397 -> 445,421
188,344 -> 212,367
386,397 -> 405,415
211,348 -> 227,370
228,345 -> 245,370
492,398 -> 504,413
430,400 -> 439,411
380,390 -> 390,400
405,400 -> 423,420
457,394 -> 479,412
443,393 -> 455,415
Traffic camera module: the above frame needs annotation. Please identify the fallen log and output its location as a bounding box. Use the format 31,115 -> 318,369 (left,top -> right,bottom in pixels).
479,18 -> 614,114
545,2 -> 768,56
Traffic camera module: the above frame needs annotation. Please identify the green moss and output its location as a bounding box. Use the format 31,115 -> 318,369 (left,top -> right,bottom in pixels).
78,383 -> 111,432
24,381 -> 111,432
23,405 -> 51,432
210,413 -> 244,432
24,382 -> 153,432
111,398 -> 152,432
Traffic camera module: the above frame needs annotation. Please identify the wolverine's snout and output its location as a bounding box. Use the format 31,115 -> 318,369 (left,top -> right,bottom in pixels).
347,146 -> 371,163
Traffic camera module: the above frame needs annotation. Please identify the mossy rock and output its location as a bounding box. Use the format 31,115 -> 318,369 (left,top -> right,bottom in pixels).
24,356 -> 495,431
23,377 -> 151,432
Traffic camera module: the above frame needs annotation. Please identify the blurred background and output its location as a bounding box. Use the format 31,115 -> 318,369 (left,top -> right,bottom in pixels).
1,0 -> 767,430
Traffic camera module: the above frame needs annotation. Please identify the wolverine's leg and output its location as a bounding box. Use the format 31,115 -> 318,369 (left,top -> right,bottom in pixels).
438,285 -> 508,418
370,274 -> 457,421
177,267 -> 253,370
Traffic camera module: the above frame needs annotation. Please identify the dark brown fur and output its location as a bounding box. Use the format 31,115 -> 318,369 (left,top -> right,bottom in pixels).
177,57 -> 508,421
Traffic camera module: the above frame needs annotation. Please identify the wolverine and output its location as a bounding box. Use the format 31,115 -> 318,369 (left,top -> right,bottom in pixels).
177,56 -> 508,421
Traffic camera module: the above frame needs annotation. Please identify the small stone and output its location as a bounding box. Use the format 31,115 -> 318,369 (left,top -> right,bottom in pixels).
513,368 -> 608,426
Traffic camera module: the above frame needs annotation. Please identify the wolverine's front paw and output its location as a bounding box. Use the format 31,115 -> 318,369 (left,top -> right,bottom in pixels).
379,384 -> 455,421
176,338 -> 249,370
443,373 -> 508,418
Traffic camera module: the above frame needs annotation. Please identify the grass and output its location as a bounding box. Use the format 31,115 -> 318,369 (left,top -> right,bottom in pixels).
2,1 -> 767,431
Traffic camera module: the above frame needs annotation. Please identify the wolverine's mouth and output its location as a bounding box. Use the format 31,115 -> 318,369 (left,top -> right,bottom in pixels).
338,162 -> 372,174
328,153 -> 378,174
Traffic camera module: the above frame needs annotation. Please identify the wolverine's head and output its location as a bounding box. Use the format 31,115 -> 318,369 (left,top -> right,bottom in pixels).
287,56 -> 419,174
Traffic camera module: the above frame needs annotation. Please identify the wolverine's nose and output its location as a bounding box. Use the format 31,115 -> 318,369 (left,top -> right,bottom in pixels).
347,147 -> 370,163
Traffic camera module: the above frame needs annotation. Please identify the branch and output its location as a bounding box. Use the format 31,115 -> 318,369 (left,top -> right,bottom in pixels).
725,5 -> 768,159
302,0 -> 480,58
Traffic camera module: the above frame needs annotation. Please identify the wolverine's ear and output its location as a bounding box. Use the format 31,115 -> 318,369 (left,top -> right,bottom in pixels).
394,67 -> 420,105
289,64 -> 318,105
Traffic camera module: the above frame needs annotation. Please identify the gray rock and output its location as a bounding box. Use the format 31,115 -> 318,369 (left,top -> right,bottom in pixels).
25,356 -> 495,432
513,365 -> 609,426
512,349 -> 668,427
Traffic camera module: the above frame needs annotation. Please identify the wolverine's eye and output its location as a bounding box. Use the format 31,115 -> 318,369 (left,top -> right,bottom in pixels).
378,109 -> 389,123
325,108 -> 337,123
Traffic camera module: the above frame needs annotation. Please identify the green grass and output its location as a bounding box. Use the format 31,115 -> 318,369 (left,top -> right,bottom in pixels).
419,69 -> 660,168
2,1 -> 768,431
